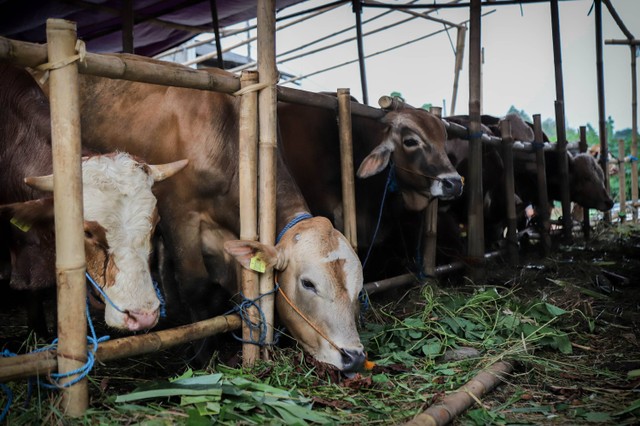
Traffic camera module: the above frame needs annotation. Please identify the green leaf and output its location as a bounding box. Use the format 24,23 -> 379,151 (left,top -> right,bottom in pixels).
582,411 -> 612,422
553,334 -> 573,354
185,408 -> 210,426
614,398 -> 640,416
174,373 -> 223,386
544,303 -> 568,317
372,373 -> 389,383
115,382 -> 223,403
628,369 -> 640,378
422,339 -> 442,357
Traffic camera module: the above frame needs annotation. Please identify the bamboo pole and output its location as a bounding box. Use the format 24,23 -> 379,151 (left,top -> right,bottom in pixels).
618,139 -> 627,223
403,361 -> 513,426
533,115 -> 551,255
422,106 -> 442,277
632,45 -> 639,223
0,315 -> 242,382
122,0 -> 134,54
257,0 -> 278,359
555,101 -> 572,242
579,126 -> 591,239
467,0 -> 484,267
500,120 -> 518,266
353,0 -> 369,105
450,25 -> 467,116
337,88 -> 358,251
46,18 -> 87,417
595,0 -> 611,223
238,70 -> 260,366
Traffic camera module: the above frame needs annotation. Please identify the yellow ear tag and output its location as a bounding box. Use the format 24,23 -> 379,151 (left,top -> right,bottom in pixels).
10,217 -> 32,232
249,255 -> 267,273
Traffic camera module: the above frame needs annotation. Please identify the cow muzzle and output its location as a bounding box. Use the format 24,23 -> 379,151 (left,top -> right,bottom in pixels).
341,348 -> 366,373
123,309 -> 160,331
440,175 -> 464,199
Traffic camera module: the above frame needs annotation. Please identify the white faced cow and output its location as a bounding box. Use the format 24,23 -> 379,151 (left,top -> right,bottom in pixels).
0,63 -> 187,332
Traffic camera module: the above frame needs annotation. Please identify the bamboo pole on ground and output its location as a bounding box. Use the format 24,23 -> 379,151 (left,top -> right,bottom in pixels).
533,115 -> 551,255
403,361 -> 513,426
238,70 -> 260,366
46,18 -> 87,417
422,106 -> 442,277
337,88 -> 358,250
500,120 -> 518,266
579,126 -> 591,239
618,139 -> 627,223
0,315 -> 242,382
467,0 -> 484,269
257,0 -> 278,360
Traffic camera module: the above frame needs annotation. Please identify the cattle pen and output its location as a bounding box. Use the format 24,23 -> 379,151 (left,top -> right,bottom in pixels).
1,0 -> 640,424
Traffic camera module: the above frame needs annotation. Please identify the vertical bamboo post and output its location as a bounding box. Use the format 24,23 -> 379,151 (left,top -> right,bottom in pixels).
555,101 -> 572,241
257,0 -> 277,359
631,45 -> 638,222
337,88 -> 358,251
239,70 -> 260,366
467,0 -> 485,267
618,139 -> 627,223
422,106 -> 441,277
46,19 -> 88,416
122,0 -> 134,53
533,115 -> 551,255
500,120 -> 518,266
450,25 -> 466,116
595,0 -> 611,223
352,0 -> 369,105
579,126 -> 591,239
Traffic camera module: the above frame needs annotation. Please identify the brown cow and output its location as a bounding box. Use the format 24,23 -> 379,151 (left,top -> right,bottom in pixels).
55,55 -> 365,372
278,98 -> 463,279
0,63 -> 187,332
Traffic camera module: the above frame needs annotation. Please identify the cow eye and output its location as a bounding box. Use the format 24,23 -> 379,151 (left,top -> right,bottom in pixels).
403,137 -> 419,147
84,230 -> 93,239
301,279 -> 317,292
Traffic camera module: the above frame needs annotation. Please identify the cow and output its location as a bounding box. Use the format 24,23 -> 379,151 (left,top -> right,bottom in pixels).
0,63 -> 188,333
277,96 -> 464,279
51,55 -> 367,372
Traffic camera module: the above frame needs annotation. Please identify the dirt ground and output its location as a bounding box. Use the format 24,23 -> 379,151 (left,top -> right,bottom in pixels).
1,221 -> 640,424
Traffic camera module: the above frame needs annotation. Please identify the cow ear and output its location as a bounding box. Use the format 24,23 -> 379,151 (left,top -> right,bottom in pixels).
0,198 -> 55,231
357,141 -> 394,178
224,240 -> 287,272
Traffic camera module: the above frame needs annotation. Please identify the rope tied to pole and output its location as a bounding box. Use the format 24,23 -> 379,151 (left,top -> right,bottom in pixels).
35,39 -> 86,84
227,284 -> 280,346
232,79 -> 279,97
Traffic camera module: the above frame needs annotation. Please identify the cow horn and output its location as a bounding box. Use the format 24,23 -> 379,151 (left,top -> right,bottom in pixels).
146,159 -> 189,182
24,175 -> 54,192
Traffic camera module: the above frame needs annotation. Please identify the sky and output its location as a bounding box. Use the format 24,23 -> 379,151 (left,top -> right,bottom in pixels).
212,0 -> 639,131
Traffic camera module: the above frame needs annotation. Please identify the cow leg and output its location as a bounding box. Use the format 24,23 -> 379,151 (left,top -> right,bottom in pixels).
158,211 -> 233,366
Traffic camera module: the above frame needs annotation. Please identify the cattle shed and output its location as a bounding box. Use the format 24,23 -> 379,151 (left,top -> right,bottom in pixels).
0,0 -> 639,423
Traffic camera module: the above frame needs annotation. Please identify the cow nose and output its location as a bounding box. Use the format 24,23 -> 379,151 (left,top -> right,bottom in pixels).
341,349 -> 366,373
125,309 -> 159,331
441,176 -> 464,198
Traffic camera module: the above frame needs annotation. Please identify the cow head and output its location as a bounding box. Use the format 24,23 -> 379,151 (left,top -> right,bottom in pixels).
570,153 -> 614,212
22,153 -> 188,331
357,98 -> 463,211
224,216 -> 365,373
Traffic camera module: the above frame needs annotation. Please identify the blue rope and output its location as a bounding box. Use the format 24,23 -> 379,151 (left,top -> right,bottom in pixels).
85,272 -> 166,318
226,284 -> 280,346
276,213 -> 313,244
0,350 -> 15,422
0,383 -> 12,423
85,272 -> 125,313
531,141 -> 546,151
361,166 -> 395,270
33,302 -> 109,389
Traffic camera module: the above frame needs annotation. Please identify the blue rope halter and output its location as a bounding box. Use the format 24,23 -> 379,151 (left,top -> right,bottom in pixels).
276,212 -> 313,244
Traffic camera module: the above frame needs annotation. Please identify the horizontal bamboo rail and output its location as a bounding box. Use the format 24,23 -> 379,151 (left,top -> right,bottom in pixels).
0,314 -> 241,383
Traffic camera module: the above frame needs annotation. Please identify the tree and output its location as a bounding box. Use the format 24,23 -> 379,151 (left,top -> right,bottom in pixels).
506,105 -> 532,123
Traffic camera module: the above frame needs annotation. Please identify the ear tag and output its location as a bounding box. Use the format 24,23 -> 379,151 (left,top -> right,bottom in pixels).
249,255 -> 267,273
10,217 -> 32,232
